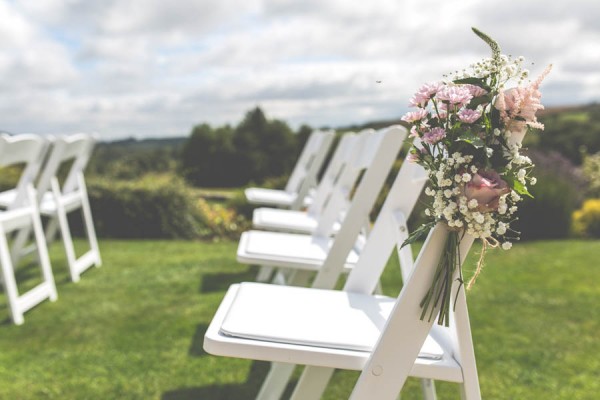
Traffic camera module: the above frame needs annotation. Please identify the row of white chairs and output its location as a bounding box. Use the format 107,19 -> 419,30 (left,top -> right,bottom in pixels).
203,126 -> 483,399
0,133 -> 101,325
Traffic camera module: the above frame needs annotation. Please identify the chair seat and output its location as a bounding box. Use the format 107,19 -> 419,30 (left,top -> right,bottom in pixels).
0,189 -> 17,208
252,208 -> 341,234
237,230 -> 359,270
245,188 -> 297,207
245,188 -> 313,208
204,283 -> 463,382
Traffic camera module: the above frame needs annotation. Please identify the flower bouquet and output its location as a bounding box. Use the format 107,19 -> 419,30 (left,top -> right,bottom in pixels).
401,28 -> 551,326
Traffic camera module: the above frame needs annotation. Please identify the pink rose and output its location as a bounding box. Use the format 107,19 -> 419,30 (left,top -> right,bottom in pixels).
462,170 -> 510,212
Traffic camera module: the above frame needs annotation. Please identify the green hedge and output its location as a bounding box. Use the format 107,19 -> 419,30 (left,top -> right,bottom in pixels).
87,174 -> 202,239
513,151 -> 586,240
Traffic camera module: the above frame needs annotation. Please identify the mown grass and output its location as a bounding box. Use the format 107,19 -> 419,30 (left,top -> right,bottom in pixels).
0,238 -> 598,399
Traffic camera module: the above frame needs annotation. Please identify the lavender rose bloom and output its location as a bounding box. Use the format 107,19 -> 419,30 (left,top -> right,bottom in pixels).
462,170 -> 510,212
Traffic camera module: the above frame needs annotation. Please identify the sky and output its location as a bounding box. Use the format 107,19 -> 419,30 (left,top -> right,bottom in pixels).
1,0 -> 599,141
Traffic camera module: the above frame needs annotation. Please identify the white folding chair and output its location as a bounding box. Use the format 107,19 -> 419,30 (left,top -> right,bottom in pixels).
204,187 -> 481,399
37,134 -> 101,282
251,130 -> 362,234
237,126 -> 422,288
245,129 -> 335,210
0,134 -> 58,325
241,138 -> 431,399
0,134 -> 102,282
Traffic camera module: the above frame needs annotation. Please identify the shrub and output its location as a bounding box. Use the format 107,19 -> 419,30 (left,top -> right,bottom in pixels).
513,151 -> 586,240
196,198 -> 249,240
572,199 -> 600,238
582,151 -> 600,197
87,174 -> 202,239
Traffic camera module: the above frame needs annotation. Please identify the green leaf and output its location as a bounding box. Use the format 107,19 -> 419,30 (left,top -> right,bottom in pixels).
453,77 -> 492,92
506,176 -> 534,198
468,95 -> 492,109
401,222 -> 436,248
457,136 -> 485,148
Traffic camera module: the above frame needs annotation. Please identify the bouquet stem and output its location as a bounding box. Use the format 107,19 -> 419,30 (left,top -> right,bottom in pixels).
419,229 -> 462,326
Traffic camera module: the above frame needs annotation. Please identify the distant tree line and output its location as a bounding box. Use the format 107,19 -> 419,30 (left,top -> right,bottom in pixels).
180,107 -> 312,187
86,103 -> 600,188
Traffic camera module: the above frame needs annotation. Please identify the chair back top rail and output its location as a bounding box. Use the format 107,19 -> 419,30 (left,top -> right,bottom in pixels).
0,134 -> 49,210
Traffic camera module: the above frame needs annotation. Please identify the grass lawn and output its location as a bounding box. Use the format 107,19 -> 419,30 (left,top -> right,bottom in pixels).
0,238 -> 599,399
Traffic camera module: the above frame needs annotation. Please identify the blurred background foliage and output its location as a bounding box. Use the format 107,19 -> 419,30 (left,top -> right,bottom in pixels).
73,103 -> 600,240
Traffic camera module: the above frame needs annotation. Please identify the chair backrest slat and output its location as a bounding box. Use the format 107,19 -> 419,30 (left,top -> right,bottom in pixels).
35,134 -> 96,199
310,126 -> 406,289
307,132 -> 358,216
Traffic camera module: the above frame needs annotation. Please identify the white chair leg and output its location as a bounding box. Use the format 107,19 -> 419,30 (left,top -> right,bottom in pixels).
459,378 -> 481,399
29,187 -> 58,302
0,225 -> 25,325
256,362 -> 296,400
52,180 -> 79,282
256,266 -> 274,282
421,379 -> 437,400
289,366 -> 335,400
78,173 -> 101,266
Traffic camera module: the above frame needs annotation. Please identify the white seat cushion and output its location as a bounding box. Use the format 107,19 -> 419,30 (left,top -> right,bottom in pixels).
237,230 -> 359,270
245,188 -> 296,207
252,208 -> 341,234
220,282 -> 444,359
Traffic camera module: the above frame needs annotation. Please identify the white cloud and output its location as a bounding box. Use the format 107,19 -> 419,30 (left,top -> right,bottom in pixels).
0,0 -> 599,139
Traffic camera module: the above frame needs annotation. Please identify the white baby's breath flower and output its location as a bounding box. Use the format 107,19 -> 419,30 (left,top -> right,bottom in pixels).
459,205 -> 468,214
494,128 -> 501,136
435,171 -> 445,183
425,208 -> 431,216
509,206 -> 518,213
468,199 -> 478,209
425,187 -> 435,196
496,222 -> 507,235
444,189 -> 453,198
473,213 -> 484,224
462,173 -> 471,183
530,177 -> 537,185
502,242 -> 512,250
486,148 -> 494,157
470,165 -> 478,173
498,203 -> 507,214
455,174 -> 462,183
511,191 -> 521,202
